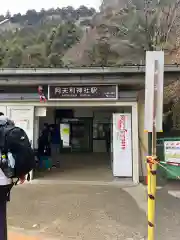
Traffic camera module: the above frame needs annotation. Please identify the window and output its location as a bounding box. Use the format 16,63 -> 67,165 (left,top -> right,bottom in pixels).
93,122 -> 110,140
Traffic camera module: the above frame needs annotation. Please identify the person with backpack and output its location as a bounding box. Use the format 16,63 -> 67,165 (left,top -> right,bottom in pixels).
0,113 -> 35,240
0,113 -> 35,184
0,113 -> 14,186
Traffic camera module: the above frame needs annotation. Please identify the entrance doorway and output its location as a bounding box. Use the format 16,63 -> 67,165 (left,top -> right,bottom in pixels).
0,101 -> 139,183
36,107 -> 111,181
35,106 -> 131,181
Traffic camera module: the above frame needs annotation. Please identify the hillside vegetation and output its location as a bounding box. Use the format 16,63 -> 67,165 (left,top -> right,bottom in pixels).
63,0 -> 180,67
1,1 -> 180,68
0,6 -> 96,67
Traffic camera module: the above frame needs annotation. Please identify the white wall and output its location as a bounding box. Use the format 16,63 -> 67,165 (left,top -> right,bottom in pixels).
0,106 -> 7,115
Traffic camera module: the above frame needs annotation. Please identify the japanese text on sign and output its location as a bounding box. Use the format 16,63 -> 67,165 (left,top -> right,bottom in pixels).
164,141 -> 180,164
55,86 -> 98,95
118,115 -> 126,130
117,116 -> 127,150
119,130 -> 127,150
48,85 -> 117,100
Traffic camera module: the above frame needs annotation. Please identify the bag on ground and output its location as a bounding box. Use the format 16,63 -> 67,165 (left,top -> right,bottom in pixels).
39,156 -> 52,170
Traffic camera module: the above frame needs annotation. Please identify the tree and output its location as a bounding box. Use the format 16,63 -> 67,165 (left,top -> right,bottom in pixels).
37,31 -> 47,43
5,11 -> 11,19
49,23 -> 82,55
88,36 -> 119,66
25,9 -> 41,25
0,46 -> 6,66
76,5 -> 96,18
0,5 -> 95,68
94,0 -> 180,64
46,28 -> 57,56
95,0 -> 180,130
22,44 -> 47,67
4,46 -> 23,67
48,53 -> 64,67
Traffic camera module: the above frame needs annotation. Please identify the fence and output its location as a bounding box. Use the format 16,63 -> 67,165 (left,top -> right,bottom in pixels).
156,137 -> 180,180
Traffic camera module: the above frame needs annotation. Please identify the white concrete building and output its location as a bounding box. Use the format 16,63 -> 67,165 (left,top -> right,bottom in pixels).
0,67 -> 175,184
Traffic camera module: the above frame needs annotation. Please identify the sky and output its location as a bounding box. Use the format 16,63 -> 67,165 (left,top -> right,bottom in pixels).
0,0 -> 102,15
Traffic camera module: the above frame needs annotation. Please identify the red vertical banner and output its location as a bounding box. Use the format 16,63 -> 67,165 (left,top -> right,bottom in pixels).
117,115 -> 126,130
117,115 -> 127,150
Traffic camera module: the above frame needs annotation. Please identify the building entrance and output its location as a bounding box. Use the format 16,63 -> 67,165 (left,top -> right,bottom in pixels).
35,106 -> 134,182
0,100 -> 139,183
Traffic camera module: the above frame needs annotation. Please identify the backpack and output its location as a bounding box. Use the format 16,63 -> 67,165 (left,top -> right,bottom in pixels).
0,125 -> 35,179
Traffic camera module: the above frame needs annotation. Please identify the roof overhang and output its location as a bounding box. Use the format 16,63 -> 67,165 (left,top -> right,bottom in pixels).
0,66 -> 178,86
0,65 -> 179,75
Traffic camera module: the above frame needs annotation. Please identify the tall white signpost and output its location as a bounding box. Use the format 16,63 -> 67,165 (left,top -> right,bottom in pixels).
145,51 -> 164,132
144,51 -> 164,240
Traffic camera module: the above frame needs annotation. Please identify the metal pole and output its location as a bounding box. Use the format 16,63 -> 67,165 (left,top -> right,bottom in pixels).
147,59 -> 158,240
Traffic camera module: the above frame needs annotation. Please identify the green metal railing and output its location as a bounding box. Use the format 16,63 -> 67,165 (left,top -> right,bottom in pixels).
148,136 -> 180,181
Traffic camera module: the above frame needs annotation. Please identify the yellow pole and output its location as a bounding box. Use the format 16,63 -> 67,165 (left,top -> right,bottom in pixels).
147,59 -> 159,240
147,157 -> 157,240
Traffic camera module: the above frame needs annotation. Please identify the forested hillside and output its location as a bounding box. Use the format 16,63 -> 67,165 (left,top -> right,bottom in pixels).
0,6 -> 96,67
64,0 -> 180,67
0,1 -> 179,68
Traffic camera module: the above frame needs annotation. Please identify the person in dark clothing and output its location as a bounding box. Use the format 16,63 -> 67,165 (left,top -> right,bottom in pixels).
38,135 -> 46,156
38,124 -> 51,170
41,123 -> 50,145
49,124 -> 60,168
105,127 -> 111,153
39,123 -> 51,154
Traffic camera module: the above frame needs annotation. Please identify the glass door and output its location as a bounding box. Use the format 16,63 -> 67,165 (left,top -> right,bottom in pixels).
60,118 -> 93,153
71,118 -> 92,152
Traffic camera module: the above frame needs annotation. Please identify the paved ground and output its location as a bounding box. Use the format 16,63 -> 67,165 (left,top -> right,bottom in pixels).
9,231 -> 42,240
34,153 -> 114,182
8,182 -> 146,240
155,182 -> 180,240
8,153 -> 145,240
7,178 -> 180,240
132,182 -> 180,240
